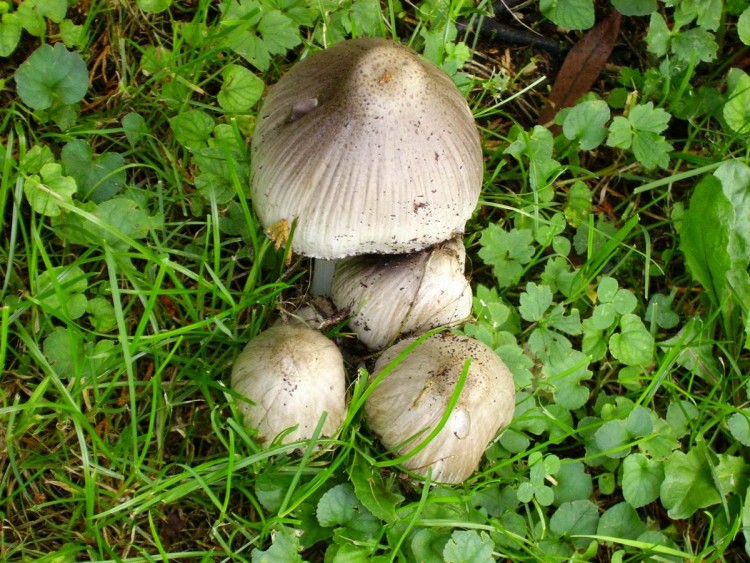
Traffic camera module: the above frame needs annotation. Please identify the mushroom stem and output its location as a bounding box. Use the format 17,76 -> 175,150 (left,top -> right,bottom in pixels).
311,258 -> 338,296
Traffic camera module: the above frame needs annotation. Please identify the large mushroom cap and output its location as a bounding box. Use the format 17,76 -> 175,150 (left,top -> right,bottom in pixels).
230,324 -> 346,445
251,37 -> 483,259
365,333 -> 515,483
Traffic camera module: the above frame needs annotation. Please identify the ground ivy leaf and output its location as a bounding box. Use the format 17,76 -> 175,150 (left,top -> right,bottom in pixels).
14,43 -> 88,110
477,225 -> 534,288
625,406 -> 653,437
622,453 -> 664,508
728,410 -> 750,447
122,112 -> 148,145
169,109 -> 214,149
715,454 -> 747,496
61,140 -> 126,202
442,530 -> 494,563
611,0 -> 656,16
411,529 -> 450,563
552,462 -> 593,505
38,0 -> 68,22
609,313 -> 655,366
316,483 -> 378,537
36,264 -> 88,319
43,327 -> 81,377
218,63 -> 264,112
666,400 -> 698,438
660,449 -> 721,519
739,7 -> 750,46
597,501 -> 647,540
86,297 -> 117,332
549,500 -> 599,545
23,162 -> 77,217
594,419 -> 631,459
582,318 -> 607,361
136,0 -> 172,13
60,19 -> 85,48
17,0 -> 45,36
539,0 -> 594,30
640,416 -> 679,461
542,350 -> 591,409
0,13 -> 22,57
563,100 -> 610,150
350,454 -> 404,524
251,527 -> 304,563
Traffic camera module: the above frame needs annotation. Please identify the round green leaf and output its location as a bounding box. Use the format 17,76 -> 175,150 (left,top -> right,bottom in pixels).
609,313 -> 655,366
136,0 -> 171,13
660,449 -> 721,520
218,64 -> 264,113
552,462 -> 593,505
0,13 -> 22,57
169,109 -> 214,149
728,411 -> 750,447
550,500 -> 599,540
14,43 -> 88,110
740,8 -> 750,46
594,419 -> 631,459
443,530 -> 494,563
622,453 -> 664,508
596,501 -> 647,540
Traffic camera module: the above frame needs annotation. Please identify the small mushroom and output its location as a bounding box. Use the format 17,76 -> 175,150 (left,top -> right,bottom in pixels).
231,324 -> 346,445
365,333 -> 515,483
332,238 -> 472,350
250,37 -> 482,294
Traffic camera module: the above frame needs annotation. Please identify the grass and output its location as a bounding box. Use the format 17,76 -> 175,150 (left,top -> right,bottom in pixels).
1,0 -> 750,560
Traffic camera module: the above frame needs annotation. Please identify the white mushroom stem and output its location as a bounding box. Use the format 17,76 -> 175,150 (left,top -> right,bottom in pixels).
331,238 -> 472,349
311,258 -> 338,296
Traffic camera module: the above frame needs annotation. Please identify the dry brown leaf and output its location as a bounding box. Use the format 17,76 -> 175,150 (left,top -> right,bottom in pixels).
539,10 -> 621,125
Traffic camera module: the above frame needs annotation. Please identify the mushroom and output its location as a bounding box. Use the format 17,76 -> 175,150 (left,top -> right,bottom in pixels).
250,37 -> 483,294
230,323 -> 346,445
365,333 -> 515,483
331,237 -> 472,350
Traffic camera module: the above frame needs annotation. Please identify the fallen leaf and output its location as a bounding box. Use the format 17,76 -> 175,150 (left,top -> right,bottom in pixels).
539,10 -> 621,125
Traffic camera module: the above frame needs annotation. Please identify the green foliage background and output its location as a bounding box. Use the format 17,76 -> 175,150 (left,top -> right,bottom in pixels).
1,0 -> 750,560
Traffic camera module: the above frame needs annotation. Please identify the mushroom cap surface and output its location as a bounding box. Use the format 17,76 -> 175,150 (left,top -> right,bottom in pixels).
365,333 -> 515,483
231,324 -> 346,444
251,37 -> 483,259
332,238 -> 472,350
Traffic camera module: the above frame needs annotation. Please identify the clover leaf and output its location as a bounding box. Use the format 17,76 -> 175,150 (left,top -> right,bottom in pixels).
14,43 -> 88,110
